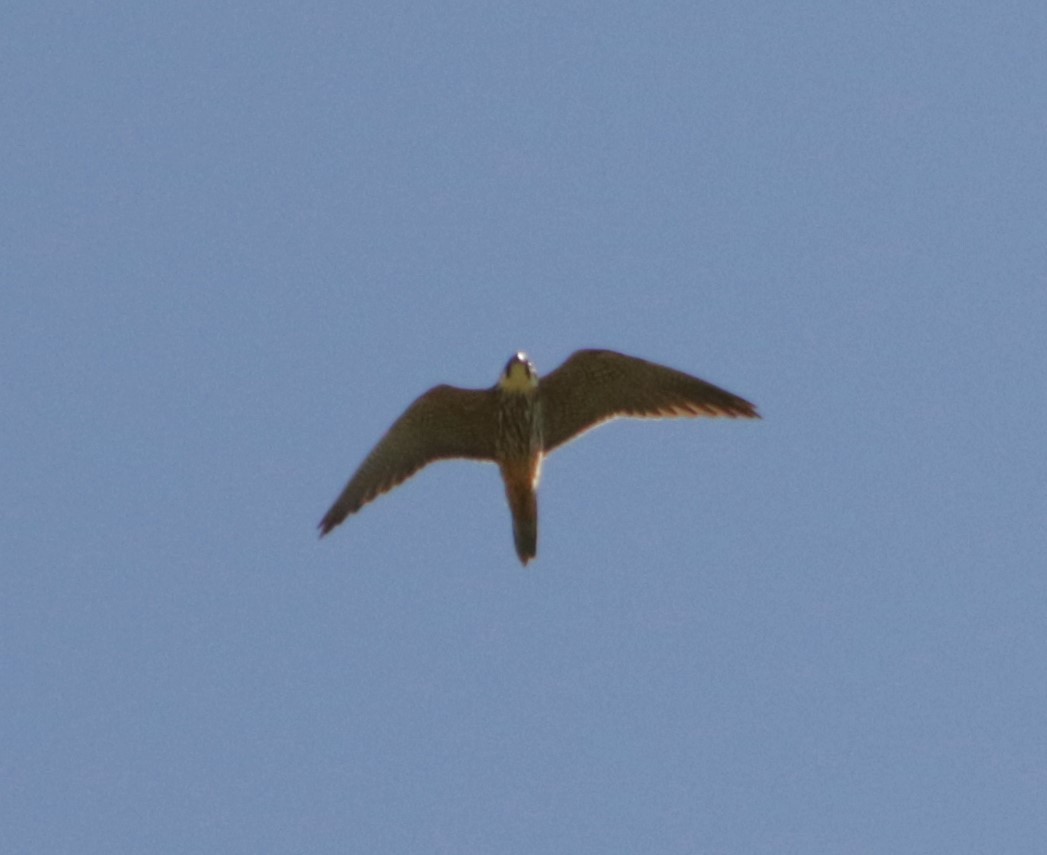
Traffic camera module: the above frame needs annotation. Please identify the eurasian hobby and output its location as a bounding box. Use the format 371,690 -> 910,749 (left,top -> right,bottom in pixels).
318,349 -> 759,564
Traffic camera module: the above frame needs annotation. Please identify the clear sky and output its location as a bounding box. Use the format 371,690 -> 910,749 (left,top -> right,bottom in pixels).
4,3 -> 1046,853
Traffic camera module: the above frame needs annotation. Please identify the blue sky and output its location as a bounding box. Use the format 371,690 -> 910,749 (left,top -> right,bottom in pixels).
4,3 -> 1046,853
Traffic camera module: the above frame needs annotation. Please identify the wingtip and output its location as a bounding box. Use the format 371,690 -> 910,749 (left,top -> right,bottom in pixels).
730,396 -> 760,420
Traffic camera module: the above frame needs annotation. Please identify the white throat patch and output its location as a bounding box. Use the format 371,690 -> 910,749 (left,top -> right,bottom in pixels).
499,361 -> 538,392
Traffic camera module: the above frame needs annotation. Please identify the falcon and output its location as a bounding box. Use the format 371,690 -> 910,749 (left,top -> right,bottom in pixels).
319,349 -> 759,564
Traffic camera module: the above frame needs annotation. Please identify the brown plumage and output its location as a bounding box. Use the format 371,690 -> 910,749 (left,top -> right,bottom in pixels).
319,349 -> 759,564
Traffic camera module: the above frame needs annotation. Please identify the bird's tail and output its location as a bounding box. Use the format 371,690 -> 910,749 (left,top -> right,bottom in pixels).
506,482 -> 538,566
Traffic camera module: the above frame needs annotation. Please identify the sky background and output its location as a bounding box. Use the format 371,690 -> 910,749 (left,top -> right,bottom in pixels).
3,3 -> 1046,853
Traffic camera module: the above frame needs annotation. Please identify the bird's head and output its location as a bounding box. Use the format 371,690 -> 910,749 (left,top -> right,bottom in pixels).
499,352 -> 538,392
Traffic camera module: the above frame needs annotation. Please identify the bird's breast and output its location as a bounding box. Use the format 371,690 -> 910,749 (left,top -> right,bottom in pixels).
495,391 -> 543,463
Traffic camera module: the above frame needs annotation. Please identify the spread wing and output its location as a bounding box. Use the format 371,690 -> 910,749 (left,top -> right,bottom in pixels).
539,349 -> 760,452
319,385 -> 499,535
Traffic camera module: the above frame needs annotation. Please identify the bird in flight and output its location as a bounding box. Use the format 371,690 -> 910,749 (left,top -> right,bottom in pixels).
319,349 -> 759,564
